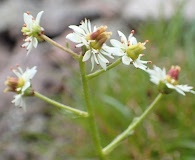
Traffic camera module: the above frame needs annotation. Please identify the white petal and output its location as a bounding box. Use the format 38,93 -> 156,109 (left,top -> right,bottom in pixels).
97,53 -> 109,63
150,77 -> 160,85
82,50 -> 91,62
176,84 -> 195,95
166,83 -> 185,95
69,25 -> 85,35
80,19 -> 90,34
32,37 -> 38,48
22,81 -> 31,92
100,46 -> 114,59
122,55 -> 131,65
118,30 -> 128,45
93,53 -> 99,64
75,43 -> 84,48
129,36 -> 137,45
133,60 -> 147,70
111,48 -> 124,56
87,19 -> 92,33
98,56 -> 107,70
21,41 -> 30,48
35,11 -> 44,24
93,26 -> 97,32
23,13 -> 33,27
147,65 -> 166,82
26,48 -> 32,55
12,94 -> 26,110
90,55 -> 95,71
26,42 -> 33,55
22,66 -> 37,80
66,33 -> 82,43
110,39 -> 123,48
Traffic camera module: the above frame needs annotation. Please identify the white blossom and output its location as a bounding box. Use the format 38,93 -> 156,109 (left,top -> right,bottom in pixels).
110,30 -> 150,70
66,19 -> 113,70
5,66 -> 37,110
21,11 -> 44,55
147,65 -> 195,96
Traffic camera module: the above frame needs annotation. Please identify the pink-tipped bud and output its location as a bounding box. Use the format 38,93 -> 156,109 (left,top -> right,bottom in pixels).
167,66 -> 181,81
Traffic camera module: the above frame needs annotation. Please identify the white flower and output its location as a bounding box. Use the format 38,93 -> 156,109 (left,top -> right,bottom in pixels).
66,19 -> 113,70
5,66 -> 37,110
11,66 -> 37,92
21,11 -> 44,55
82,44 -> 114,70
110,30 -> 151,70
147,65 -> 195,96
66,19 -> 93,48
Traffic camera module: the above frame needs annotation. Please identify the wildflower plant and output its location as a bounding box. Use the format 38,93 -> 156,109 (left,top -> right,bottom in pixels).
4,11 -> 195,160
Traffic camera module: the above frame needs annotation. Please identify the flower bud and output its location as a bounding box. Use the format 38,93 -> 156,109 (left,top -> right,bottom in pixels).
88,26 -> 112,50
165,66 -> 181,86
4,77 -> 24,93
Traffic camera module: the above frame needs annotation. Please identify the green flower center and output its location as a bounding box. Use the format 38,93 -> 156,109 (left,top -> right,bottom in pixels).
126,43 -> 146,60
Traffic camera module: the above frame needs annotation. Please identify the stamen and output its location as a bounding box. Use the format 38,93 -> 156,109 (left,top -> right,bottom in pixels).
143,40 -> 149,45
140,54 -> 145,57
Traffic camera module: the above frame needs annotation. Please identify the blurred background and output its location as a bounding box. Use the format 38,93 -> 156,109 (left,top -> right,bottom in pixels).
0,0 -> 195,159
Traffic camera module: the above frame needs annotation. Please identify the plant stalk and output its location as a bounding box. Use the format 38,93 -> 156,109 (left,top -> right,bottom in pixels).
103,93 -> 163,155
34,91 -> 88,117
87,58 -> 121,80
41,34 -> 79,59
79,57 -> 106,160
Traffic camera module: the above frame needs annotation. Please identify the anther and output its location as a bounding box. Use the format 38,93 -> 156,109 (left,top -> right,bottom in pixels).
131,30 -> 135,34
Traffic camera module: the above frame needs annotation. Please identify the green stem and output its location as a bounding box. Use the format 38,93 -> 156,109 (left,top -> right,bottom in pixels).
79,58 -> 106,160
34,91 -> 88,117
103,93 -> 163,155
87,58 -> 121,80
41,34 -> 79,60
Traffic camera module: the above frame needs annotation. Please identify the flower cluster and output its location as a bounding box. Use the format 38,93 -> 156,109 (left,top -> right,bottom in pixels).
147,65 -> 195,95
21,11 -> 44,55
66,19 -> 151,71
4,66 -> 37,110
4,10 -> 195,111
